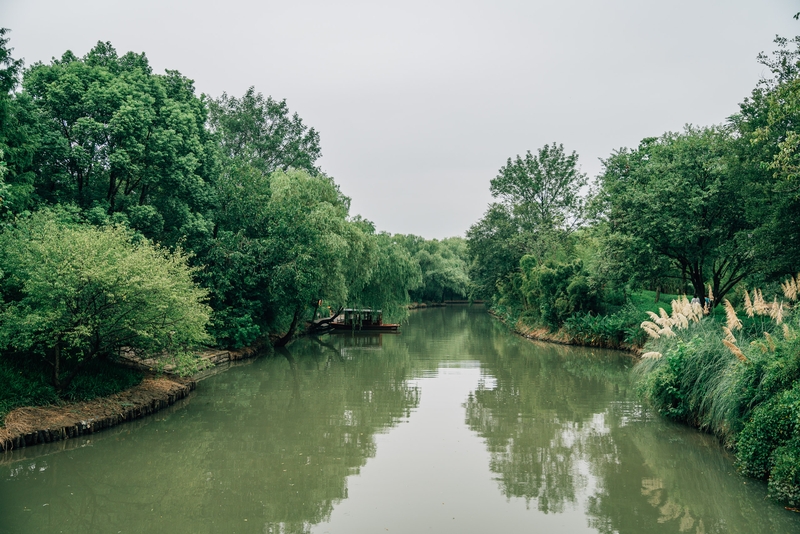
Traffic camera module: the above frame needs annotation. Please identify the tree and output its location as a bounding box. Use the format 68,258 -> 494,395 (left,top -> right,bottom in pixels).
208,87 -> 321,175
0,210 -> 211,392
491,142 -> 587,234
731,35 -> 800,278
466,203 -> 527,299
22,42 -> 217,243
597,126 -> 754,304
397,236 -> 469,302
0,28 -> 38,218
354,232 -> 422,318
468,142 -> 586,301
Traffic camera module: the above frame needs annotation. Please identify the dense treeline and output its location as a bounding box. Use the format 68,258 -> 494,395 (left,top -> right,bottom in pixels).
468,36 -> 800,337
0,32 -> 469,408
465,34 -> 800,505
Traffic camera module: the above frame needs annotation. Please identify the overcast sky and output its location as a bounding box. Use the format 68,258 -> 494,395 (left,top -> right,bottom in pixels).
2,1 -> 798,238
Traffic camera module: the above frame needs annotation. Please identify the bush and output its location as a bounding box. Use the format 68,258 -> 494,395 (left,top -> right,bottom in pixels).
769,437 -> 800,505
736,384 -> 800,480
639,339 -> 695,422
0,211 -> 211,393
563,303 -> 649,348
518,257 -> 601,328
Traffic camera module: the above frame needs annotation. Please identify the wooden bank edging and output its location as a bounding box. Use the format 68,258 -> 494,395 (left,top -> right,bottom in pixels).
0,377 -> 195,452
0,346 -> 263,452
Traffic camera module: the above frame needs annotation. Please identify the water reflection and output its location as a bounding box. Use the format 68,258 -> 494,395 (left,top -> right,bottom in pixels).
464,336 -> 631,514
0,337 -> 420,534
1,307 -> 798,533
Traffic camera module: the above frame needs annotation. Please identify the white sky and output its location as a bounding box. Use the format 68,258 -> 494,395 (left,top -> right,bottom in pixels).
2,1 -> 798,238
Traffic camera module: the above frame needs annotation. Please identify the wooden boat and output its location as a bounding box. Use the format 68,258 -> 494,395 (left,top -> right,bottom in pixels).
328,308 -> 400,332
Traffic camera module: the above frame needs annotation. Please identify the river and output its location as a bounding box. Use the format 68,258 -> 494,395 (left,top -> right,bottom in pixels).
1,306 -> 798,533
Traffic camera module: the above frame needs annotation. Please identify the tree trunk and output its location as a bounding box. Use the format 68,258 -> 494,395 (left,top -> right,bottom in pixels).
274,306 -> 302,348
52,341 -> 61,391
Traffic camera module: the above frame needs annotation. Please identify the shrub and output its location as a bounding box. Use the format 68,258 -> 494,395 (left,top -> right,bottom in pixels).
0,211 -> 211,393
519,257 -> 601,328
769,437 -> 800,505
736,384 -> 800,480
563,303 -> 650,348
638,339 -> 695,422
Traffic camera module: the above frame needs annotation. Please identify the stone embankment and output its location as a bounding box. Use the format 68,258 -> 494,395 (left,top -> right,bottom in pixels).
0,346 -> 263,452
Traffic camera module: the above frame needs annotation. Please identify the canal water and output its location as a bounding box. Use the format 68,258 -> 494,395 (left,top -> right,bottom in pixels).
1,307 -> 798,533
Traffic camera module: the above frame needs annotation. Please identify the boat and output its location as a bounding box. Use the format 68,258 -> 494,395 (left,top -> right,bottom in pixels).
328,308 -> 400,332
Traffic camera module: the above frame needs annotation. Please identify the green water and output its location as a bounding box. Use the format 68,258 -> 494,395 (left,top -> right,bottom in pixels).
1,307 -> 798,533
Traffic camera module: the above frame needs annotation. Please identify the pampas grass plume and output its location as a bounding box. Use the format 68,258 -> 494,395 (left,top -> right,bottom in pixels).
723,299 -> 742,331
781,275 -> 798,301
743,290 -> 754,318
764,332 -> 776,352
769,298 -> 784,325
722,326 -> 736,343
722,339 -> 747,362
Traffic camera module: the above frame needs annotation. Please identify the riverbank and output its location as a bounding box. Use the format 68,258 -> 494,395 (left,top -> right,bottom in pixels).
491,311 -> 643,356
0,376 -> 195,451
0,345 -> 264,452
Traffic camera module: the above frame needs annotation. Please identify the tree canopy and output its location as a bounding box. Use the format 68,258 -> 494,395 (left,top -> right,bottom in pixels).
0,210 -> 210,391
597,126 -> 754,303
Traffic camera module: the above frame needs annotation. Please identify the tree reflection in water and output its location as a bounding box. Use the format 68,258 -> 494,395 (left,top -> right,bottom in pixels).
464,334 -> 631,514
0,335 -> 419,534
2,308 -> 799,534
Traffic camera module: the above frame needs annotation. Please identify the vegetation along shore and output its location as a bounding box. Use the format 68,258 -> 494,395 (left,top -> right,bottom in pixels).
1,24 -> 800,508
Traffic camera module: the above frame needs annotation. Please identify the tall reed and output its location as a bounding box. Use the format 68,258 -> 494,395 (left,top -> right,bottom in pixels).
634,281 -> 800,505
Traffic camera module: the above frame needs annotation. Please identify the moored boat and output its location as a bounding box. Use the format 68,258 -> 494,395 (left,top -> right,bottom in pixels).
328,308 -> 399,332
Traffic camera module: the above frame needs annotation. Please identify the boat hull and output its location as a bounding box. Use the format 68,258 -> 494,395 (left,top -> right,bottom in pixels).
328,322 -> 399,332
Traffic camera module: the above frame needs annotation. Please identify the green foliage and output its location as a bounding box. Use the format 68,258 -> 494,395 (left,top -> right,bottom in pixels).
468,142 -> 587,301
354,232 -> 422,322
733,36 -> 800,277
60,358 -> 144,401
490,142 -> 587,235
769,437 -> 800,505
0,356 -> 59,422
0,210 -> 211,391
208,87 -> 321,175
596,126 -> 754,305
515,257 -> 601,328
638,338 -> 700,422
634,292 -> 800,505
735,384 -> 800,480
395,235 -> 469,302
563,303 -> 649,348
22,41 -> 217,244
0,353 -> 143,422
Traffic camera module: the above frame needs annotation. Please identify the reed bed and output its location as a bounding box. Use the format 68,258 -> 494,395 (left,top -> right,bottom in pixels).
634,280 -> 800,505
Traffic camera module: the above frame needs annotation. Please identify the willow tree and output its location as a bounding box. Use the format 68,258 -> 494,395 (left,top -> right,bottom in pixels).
352,232 -> 422,321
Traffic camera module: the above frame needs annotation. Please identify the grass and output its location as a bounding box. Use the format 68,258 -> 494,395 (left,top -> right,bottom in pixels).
0,354 -> 144,424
